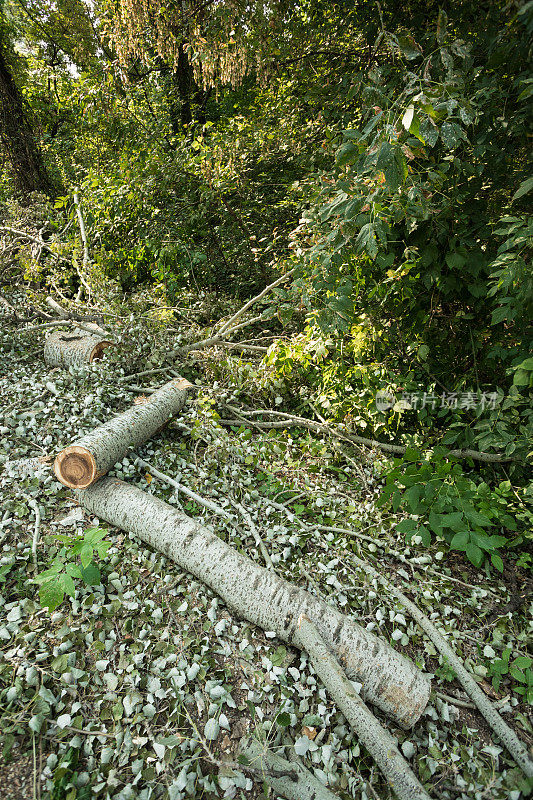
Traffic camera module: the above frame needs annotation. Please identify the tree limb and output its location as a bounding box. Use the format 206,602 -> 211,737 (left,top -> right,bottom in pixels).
345,554 -> 533,779
296,614 -> 431,800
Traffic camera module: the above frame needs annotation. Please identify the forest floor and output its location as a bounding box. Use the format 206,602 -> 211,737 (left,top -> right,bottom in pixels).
0,289 -> 531,800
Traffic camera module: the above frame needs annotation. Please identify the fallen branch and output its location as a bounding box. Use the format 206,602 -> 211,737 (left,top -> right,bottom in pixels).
45,297 -> 108,335
169,269 -> 294,357
134,456 -> 232,520
346,554 -> 533,778
297,615 -> 431,800
76,477 -> 431,728
219,407 -> 514,463
239,736 -> 339,800
17,320 -> 75,334
54,378 -> 193,489
173,315 -> 265,357
217,268 -> 295,337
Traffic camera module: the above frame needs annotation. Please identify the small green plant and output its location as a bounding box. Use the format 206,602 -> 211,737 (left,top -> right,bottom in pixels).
378,451 -> 529,570
51,746 -> 92,800
487,648 -> 533,704
34,526 -> 111,612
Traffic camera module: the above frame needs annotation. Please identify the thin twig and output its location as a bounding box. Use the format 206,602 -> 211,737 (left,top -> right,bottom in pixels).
232,501 -> 274,570
217,269 -> 295,337
135,457 -> 232,520
22,494 -> 41,571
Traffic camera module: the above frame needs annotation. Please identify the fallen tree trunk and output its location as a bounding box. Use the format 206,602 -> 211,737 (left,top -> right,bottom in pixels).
297,615 -> 431,800
347,554 -> 533,779
54,378 -> 193,489
44,328 -> 113,367
76,477 -> 431,728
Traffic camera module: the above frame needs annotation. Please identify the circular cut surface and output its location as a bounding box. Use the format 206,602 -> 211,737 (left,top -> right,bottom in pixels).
54,445 -> 97,488
89,340 -> 113,363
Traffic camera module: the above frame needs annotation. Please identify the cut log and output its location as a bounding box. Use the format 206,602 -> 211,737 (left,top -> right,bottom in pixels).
44,328 -> 112,367
54,378 -> 193,489
296,615 -> 431,800
76,477 -> 431,728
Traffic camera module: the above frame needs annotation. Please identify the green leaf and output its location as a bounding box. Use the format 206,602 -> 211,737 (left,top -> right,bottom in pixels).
464,508 -> 492,528
65,563 -> 83,579
39,582 -> 64,612
276,712 -> 291,727
396,518 -> 418,534
336,141 -> 358,166
509,666 -> 527,683
271,646 -> 287,667
418,525 -> 431,546
515,357 -> 533,370
95,541 -> 112,559
512,177 -> 533,201
385,158 -> 401,191
406,485 -> 422,512
429,512 -> 444,534
80,544 -> 94,568
85,527 -> 108,544
409,115 -> 425,143
490,552 -> 504,572
466,541 -> 484,567
513,656 -> 532,669
59,574 -> 76,598
440,511 -> 465,531
440,121 -> 462,149
450,531 -> 469,551
356,223 -> 378,259
81,563 -> 101,586
376,142 -> 394,170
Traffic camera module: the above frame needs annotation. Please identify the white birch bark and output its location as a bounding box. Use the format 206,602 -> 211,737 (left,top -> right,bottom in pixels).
44,328 -> 112,368
239,736 -> 339,800
76,477 -> 431,728
348,553 -> 533,779
54,378 -> 193,489
297,615 -> 431,800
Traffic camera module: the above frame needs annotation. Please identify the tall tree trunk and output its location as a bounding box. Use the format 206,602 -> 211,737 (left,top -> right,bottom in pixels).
169,43 -> 209,133
0,32 -> 58,198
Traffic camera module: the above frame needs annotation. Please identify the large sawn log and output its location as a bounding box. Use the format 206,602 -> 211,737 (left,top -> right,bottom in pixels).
77,477 -> 431,728
44,327 -> 113,367
55,378 -> 192,489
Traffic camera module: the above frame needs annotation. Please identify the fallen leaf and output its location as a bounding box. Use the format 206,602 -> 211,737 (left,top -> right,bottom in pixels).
480,679 -> 500,699
302,726 -> 317,740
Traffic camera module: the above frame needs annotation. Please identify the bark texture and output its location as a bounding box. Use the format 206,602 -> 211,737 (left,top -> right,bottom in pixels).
44,328 -> 112,368
55,379 -> 193,489
0,37 -> 58,197
239,736 -> 338,800
297,616 -> 431,800
349,552 -> 533,779
76,478 -> 431,728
